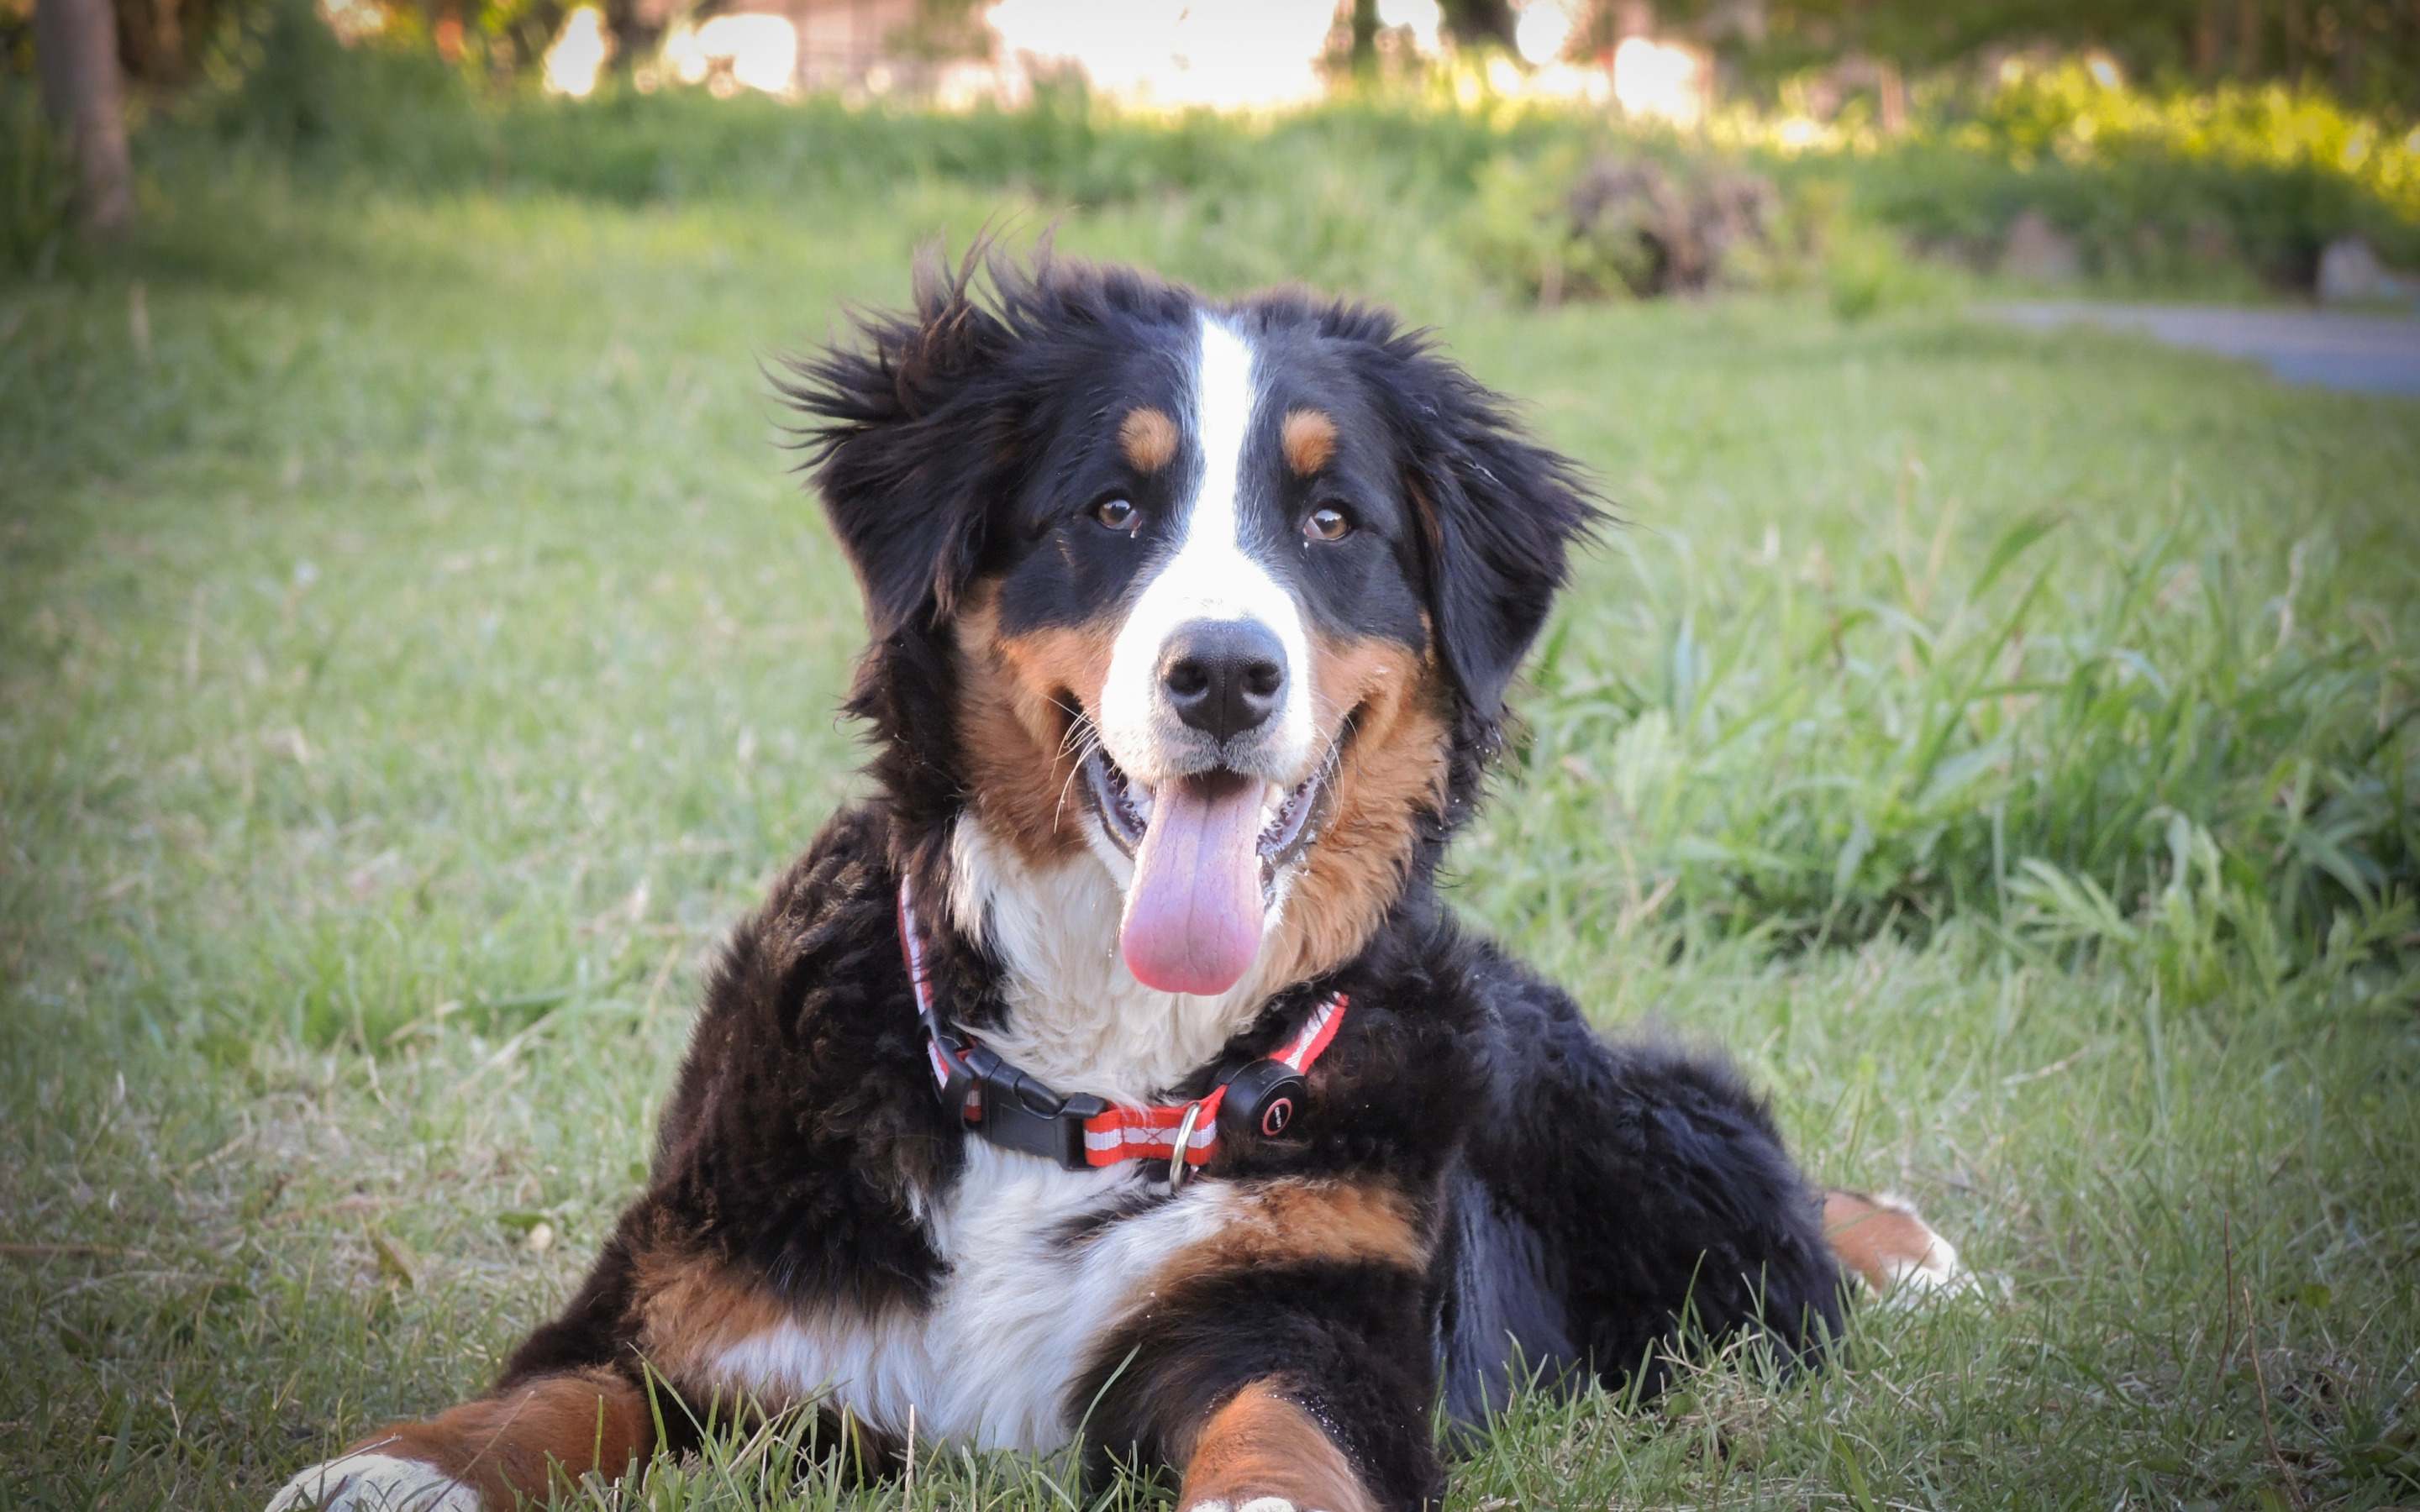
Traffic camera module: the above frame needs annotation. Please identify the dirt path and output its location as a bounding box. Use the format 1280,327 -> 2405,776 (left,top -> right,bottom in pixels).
1985,301 -> 2420,397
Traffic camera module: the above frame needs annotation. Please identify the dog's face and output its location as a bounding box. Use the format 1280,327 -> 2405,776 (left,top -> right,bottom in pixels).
792,255 -> 1594,995
973,315 -> 1442,996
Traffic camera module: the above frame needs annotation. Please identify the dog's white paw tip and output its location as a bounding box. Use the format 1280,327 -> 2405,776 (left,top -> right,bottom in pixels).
265,1452 -> 478,1512
1238,1499 -> 1300,1512
1825,1189 -> 1981,1303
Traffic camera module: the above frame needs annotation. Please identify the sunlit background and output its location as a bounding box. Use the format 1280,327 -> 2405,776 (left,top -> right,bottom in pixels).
534,0 -> 1712,123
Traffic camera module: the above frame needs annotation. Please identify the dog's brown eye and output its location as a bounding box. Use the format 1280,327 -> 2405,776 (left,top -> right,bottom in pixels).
1305,506 -> 1353,542
1096,498 -> 1139,533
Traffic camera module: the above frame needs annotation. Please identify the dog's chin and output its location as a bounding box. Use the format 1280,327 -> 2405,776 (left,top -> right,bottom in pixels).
1081,745 -> 1330,895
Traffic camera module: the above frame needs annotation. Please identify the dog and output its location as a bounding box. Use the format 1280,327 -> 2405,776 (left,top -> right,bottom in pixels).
268,252 -> 1960,1512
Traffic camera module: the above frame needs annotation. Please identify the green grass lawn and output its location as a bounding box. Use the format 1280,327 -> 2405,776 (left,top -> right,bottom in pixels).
4,181 -> 2417,1512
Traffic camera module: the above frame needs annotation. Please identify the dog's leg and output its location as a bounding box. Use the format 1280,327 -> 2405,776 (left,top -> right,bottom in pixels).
265,1367 -> 650,1511
1174,1380 -> 1377,1512
1076,1210 -> 1439,1512
1822,1189 -> 1969,1298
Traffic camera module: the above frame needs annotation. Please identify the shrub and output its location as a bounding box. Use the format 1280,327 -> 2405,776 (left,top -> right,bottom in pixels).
118,5 -> 2420,303
1802,60 -> 2420,283
0,78 -> 75,275
180,0 -> 492,173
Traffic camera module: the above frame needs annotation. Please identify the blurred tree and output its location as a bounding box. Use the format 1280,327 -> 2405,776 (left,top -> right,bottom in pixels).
110,0 -> 181,81
481,0 -> 565,77
1440,0 -> 1516,50
34,0 -> 133,230
1656,0 -> 2418,111
596,0 -> 664,66
886,0 -> 993,64
2,0 -> 31,76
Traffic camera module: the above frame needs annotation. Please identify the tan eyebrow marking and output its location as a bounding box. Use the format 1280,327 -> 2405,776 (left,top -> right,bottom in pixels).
1119,406 -> 1178,473
1281,408 -> 1337,475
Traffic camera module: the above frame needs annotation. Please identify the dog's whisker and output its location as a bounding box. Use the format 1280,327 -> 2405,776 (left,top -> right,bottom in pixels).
1054,751 -> 1093,830
1062,728 -> 1104,773
1054,704 -> 1101,763
1053,716 -> 1108,832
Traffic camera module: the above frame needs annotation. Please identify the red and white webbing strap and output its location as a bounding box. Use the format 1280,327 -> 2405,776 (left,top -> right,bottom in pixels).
897,874 -> 1347,1171
1076,992 -> 1346,1169
897,876 -> 976,1108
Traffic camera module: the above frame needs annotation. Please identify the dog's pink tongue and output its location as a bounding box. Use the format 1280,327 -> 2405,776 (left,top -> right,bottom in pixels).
1120,770 -> 1265,996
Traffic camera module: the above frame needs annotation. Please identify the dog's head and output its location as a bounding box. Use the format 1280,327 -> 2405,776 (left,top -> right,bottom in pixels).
789,251 -> 1597,996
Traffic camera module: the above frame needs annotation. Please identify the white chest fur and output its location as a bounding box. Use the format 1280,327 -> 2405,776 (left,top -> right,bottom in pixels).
706,1142 -> 1239,1452
704,821 -> 1277,1450
944,816 -> 1285,1104
713,1142 -> 1240,1450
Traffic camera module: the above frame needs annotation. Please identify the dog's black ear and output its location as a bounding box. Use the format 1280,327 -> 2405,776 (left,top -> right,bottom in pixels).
1370,342 -> 1602,728
779,245 -> 1018,638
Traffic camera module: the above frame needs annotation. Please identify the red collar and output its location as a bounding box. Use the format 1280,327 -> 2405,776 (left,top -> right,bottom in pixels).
897,876 -> 1346,1178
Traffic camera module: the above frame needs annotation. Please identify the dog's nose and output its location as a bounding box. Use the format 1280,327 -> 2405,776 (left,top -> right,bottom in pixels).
1160,620 -> 1286,744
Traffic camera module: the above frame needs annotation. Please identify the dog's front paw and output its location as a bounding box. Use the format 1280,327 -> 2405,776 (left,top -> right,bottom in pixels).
1823,1189 -> 1975,1302
265,1451 -> 480,1512
1178,1380 -> 1375,1512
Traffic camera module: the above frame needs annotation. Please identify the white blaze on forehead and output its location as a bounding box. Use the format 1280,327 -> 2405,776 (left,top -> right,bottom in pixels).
1097,316 -> 1316,790
1188,316 -> 1256,573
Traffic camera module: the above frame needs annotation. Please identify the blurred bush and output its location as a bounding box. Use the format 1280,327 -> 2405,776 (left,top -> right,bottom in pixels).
128,16 -> 2415,302
1821,216 -> 1953,320
13,0 -> 2416,301
175,0 -> 493,172
1751,59 -> 2420,286
1467,144 -> 1809,302
1,77 -> 76,273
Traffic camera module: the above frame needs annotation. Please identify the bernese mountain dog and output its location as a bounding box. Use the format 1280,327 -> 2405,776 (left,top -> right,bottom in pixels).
268,251 -> 1961,1512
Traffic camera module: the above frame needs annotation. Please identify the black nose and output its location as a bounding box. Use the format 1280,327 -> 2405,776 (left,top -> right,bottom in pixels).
1160,620 -> 1287,744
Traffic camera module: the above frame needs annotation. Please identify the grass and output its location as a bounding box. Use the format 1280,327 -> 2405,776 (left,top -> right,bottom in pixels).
3,175 -> 2417,1512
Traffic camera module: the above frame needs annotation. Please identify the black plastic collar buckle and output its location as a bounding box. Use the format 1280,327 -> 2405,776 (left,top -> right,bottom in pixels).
954,1041 -> 1110,1171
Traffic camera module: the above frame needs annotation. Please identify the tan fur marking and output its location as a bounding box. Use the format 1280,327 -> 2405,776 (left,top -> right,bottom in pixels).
955,582 -> 1117,864
1132,1181 -> 1427,1332
351,1368 -> 649,1509
1202,1179 -> 1425,1270
1280,409 -> 1337,476
1120,406 -> 1179,473
1177,1380 -> 1376,1512
950,578 -> 1449,971
1262,634 -> 1448,986
1823,1189 -> 1951,1293
630,1250 -> 794,1389
625,1252 -> 905,1474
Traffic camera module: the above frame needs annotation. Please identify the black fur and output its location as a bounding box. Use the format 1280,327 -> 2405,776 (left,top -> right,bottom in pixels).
488,253 -> 1839,1511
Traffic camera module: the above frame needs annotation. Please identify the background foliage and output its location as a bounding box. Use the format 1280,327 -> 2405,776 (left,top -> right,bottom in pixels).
12,0 -> 2417,296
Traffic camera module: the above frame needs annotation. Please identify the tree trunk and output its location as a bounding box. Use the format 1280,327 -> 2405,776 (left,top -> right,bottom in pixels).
1350,0 -> 1378,79
1439,0 -> 1518,52
2196,2 -> 2222,77
35,0 -> 135,235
